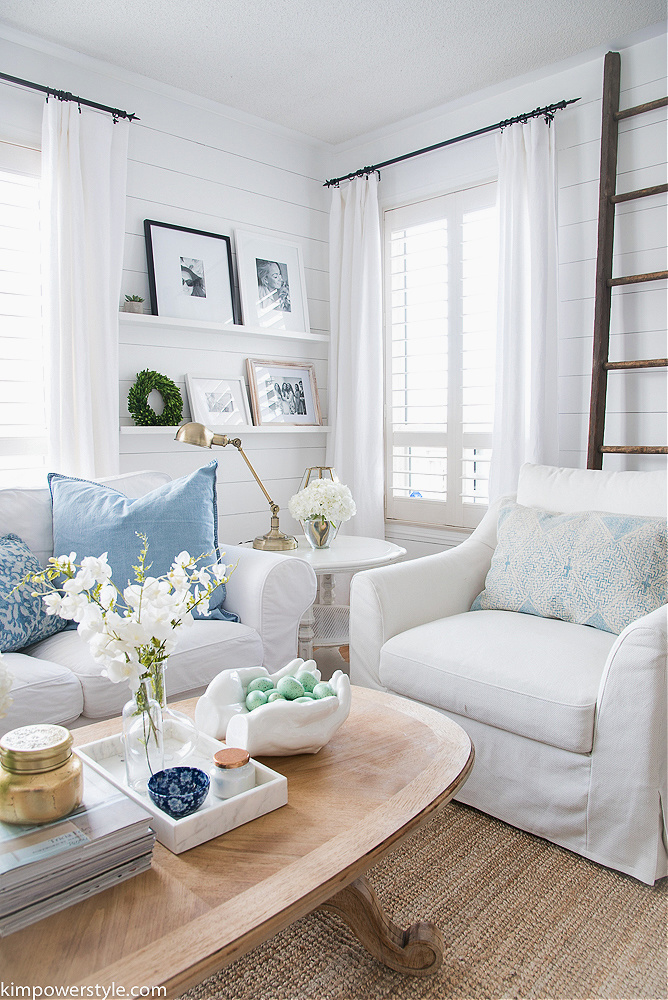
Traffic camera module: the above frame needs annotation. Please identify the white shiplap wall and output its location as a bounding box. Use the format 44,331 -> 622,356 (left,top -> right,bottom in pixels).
0,25 -> 331,544
328,27 -> 667,556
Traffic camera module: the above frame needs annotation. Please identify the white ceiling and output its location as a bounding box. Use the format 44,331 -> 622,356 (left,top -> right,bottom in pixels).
1,1 -> 665,144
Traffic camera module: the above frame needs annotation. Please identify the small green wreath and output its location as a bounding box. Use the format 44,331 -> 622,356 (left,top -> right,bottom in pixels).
128,369 -> 183,426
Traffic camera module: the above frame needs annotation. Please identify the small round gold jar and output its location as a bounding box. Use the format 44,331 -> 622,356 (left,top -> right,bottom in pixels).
0,724 -> 83,825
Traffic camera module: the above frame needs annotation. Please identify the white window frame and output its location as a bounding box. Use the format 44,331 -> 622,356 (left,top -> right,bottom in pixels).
383,180 -> 497,531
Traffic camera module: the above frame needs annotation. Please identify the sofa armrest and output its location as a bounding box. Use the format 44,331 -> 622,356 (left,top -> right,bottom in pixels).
349,506 -> 501,690
218,544 -> 317,670
588,604 -> 667,883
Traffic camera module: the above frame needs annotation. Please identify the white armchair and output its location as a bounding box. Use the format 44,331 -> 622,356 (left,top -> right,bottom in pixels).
350,464 -> 667,884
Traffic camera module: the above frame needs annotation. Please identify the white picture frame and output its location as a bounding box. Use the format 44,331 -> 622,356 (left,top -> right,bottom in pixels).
235,230 -> 310,334
245,358 -> 322,426
186,374 -> 252,429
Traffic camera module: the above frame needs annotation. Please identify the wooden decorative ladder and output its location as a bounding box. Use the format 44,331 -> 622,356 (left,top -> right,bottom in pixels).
587,50 -> 668,469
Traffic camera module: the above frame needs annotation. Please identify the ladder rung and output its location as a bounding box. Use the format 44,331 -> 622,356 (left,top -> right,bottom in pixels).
611,183 -> 668,204
605,358 -> 668,370
608,271 -> 668,286
600,446 -> 668,454
614,96 -> 668,120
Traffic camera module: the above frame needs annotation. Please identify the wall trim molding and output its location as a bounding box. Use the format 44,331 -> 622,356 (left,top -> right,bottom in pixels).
0,23 -> 329,151
329,22 -> 667,158
385,522 -> 471,549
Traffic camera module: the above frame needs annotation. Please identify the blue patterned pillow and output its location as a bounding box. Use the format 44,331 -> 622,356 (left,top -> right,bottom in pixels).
0,533 -> 68,652
471,502 -> 667,634
49,463 -> 238,623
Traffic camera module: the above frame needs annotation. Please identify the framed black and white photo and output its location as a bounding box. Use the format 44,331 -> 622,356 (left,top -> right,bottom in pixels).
246,358 -> 321,426
186,374 -> 251,428
144,220 -> 239,324
235,230 -> 310,334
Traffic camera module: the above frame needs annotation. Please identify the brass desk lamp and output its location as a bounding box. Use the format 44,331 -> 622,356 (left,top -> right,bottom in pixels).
175,422 -> 297,551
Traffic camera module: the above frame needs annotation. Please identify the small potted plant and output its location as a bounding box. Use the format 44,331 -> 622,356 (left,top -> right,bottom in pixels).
124,294 -> 145,314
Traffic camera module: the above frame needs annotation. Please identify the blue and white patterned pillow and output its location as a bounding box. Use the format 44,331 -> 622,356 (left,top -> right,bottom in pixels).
0,533 -> 67,652
471,503 -> 667,634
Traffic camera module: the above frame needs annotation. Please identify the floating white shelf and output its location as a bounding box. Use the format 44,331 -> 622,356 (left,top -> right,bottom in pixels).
120,425 -> 330,435
119,312 -> 329,343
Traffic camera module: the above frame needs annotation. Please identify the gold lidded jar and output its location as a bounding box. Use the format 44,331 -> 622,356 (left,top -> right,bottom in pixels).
0,724 -> 83,825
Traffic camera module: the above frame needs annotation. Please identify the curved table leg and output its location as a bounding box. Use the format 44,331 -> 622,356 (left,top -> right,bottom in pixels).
319,875 -> 444,977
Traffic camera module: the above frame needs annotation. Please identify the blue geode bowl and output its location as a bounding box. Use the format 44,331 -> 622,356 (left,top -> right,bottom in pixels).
147,766 -> 210,819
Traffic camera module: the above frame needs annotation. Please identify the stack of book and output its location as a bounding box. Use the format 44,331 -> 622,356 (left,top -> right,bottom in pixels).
0,761 -> 155,935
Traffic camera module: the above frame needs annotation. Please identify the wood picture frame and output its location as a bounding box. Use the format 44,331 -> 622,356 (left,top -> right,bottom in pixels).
144,220 -> 239,324
245,358 -> 322,426
235,230 -> 310,334
186,374 -> 252,429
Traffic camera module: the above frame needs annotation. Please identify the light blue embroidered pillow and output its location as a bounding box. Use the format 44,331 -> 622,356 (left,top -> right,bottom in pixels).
471,502 -> 667,634
48,462 -> 238,623
0,533 -> 68,652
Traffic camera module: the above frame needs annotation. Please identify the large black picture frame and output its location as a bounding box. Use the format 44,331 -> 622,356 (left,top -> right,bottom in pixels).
144,220 -> 239,325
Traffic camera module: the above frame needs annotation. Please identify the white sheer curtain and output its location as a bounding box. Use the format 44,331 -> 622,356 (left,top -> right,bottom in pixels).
42,101 -> 129,478
489,118 -> 560,499
327,175 -> 385,537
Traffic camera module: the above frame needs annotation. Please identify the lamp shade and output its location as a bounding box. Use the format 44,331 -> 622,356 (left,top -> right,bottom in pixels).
299,467 -> 339,492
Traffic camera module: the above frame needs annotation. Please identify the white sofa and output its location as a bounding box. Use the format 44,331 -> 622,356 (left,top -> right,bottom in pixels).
350,464 -> 667,884
0,470 -> 317,736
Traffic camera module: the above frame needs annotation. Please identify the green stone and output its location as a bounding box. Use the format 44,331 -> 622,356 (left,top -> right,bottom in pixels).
267,691 -> 286,702
313,682 -> 335,699
247,677 -> 274,694
294,696 -> 316,703
246,689 -> 268,711
276,676 -> 305,700
298,672 -> 318,693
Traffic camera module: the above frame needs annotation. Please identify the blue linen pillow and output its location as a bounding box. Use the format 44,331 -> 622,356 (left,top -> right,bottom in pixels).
471,502 -> 667,634
48,462 -> 238,623
0,533 -> 68,652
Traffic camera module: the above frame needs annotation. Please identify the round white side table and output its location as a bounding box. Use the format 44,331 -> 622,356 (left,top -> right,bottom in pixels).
280,535 -> 406,660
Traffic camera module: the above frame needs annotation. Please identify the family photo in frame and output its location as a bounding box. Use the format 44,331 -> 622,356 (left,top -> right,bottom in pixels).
245,358 -> 321,426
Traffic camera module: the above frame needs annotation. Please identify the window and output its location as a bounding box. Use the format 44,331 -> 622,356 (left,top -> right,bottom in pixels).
0,141 -> 48,488
384,182 -> 497,529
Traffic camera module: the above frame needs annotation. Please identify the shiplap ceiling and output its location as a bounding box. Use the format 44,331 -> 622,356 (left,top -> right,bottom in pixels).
1,1 -> 665,143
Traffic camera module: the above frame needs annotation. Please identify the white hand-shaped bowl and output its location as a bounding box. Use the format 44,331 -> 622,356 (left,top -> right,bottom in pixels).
194,658 -> 351,756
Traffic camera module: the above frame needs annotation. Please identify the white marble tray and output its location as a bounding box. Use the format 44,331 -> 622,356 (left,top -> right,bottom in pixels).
76,727 -> 288,854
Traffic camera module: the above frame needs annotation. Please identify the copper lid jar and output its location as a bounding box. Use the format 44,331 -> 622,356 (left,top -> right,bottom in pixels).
0,724 -> 83,825
209,747 -> 255,799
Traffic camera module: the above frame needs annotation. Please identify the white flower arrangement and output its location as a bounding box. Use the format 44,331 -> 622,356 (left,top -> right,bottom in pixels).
288,479 -> 356,525
0,651 -> 12,719
24,535 -> 232,704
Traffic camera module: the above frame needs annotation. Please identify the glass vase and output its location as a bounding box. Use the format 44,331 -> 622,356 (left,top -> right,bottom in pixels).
149,660 -> 198,766
122,680 -> 164,792
302,517 -> 340,549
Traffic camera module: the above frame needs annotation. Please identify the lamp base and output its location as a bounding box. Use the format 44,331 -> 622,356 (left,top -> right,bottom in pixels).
253,530 -> 298,551
253,515 -> 297,550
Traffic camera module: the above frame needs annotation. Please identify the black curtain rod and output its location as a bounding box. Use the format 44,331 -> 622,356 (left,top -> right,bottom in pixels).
0,71 -> 139,122
324,98 -> 579,187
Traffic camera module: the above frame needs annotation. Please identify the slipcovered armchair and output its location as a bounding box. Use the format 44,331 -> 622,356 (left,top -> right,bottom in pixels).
350,464 -> 667,884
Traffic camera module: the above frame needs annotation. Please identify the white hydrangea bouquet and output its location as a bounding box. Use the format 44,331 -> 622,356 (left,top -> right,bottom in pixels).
288,479 -> 357,549
288,479 -> 356,525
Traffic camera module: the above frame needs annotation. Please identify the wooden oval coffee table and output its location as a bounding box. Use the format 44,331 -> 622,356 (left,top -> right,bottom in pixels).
0,687 -> 473,997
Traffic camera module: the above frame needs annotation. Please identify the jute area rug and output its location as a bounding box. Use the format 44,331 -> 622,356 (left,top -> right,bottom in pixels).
180,802 -> 667,1000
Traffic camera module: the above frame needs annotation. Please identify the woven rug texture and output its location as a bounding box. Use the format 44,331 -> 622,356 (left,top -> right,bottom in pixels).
180,802 -> 668,1000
